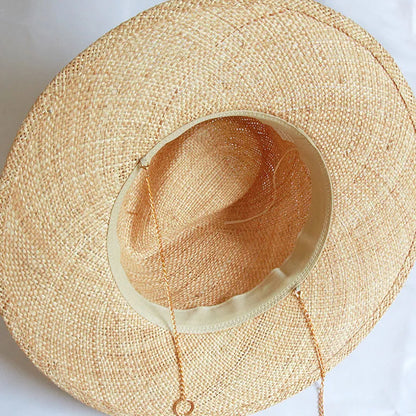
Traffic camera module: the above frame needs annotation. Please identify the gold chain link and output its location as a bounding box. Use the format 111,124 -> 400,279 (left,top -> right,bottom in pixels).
143,165 -> 194,416
294,288 -> 326,416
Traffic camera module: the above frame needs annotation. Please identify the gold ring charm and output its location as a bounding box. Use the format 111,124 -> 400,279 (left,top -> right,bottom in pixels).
173,398 -> 194,416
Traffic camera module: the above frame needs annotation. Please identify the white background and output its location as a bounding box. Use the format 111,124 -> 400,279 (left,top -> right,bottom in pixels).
0,1 -> 416,415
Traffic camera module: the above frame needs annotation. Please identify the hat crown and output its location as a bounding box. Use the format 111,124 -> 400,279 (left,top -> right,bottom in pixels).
116,115 -> 312,309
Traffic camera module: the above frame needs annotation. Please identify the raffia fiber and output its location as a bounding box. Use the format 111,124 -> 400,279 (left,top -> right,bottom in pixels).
117,116 -> 311,309
0,0 -> 416,415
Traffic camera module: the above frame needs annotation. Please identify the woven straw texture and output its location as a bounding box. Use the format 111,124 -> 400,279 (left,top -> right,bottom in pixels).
117,116 -> 312,309
1,0 -> 416,415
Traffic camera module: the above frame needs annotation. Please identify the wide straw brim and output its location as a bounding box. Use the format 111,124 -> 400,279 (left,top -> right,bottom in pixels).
1,0 -> 416,415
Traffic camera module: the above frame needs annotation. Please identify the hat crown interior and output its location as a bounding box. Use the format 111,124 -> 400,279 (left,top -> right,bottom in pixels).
118,115 -> 312,309
107,111 -> 332,332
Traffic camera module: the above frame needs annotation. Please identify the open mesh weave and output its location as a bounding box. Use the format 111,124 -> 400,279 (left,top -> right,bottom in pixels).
117,116 -> 312,309
1,1 -> 416,415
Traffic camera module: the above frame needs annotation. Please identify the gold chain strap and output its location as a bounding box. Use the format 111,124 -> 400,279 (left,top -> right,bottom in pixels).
143,163 -> 325,416
294,288 -> 326,416
144,165 -> 194,416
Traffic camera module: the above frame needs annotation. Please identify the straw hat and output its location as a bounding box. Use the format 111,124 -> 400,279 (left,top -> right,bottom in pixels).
1,0 -> 415,415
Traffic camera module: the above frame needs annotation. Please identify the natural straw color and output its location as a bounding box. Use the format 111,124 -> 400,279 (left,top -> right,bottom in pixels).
1,0 -> 416,415
118,116 -> 311,310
